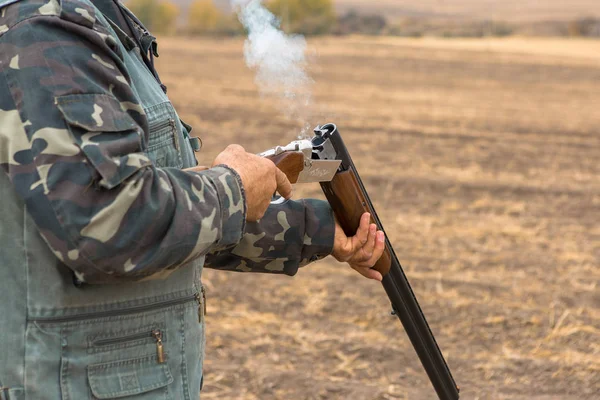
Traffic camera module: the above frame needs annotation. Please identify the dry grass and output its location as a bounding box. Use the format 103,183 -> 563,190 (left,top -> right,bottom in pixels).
334,0 -> 600,22
157,36 -> 600,399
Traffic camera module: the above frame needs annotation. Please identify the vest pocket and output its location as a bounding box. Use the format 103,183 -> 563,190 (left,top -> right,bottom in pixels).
144,102 -> 184,169
87,354 -> 173,399
35,296 -> 203,399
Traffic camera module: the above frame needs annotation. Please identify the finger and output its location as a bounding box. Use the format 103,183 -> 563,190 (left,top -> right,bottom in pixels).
274,167 -> 293,199
359,231 -> 386,268
350,213 -> 371,250
352,265 -> 383,282
356,223 -> 377,262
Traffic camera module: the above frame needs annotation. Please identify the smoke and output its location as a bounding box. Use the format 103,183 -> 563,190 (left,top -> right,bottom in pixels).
231,0 -> 314,137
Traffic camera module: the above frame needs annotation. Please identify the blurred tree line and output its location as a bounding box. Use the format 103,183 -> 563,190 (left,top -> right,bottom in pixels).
126,0 -> 600,38
127,0 -> 180,35
126,0 -> 338,36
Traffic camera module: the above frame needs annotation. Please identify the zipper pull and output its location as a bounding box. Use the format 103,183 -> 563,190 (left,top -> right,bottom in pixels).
151,329 -> 165,364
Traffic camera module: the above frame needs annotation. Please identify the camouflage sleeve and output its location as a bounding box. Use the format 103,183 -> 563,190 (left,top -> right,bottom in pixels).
205,198 -> 335,275
0,1 -> 245,284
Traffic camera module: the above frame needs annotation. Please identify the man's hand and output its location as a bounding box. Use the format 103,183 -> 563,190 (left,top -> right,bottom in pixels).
210,144 -> 292,222
332,212 -> 385,281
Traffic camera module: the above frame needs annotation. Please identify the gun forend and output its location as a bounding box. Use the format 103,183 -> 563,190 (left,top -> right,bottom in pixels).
321,168 -> 393,275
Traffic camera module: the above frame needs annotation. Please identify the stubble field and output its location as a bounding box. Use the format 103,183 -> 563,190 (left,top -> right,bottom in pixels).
334,0 -> 600,22
157,36 -> 600,399
208,0 -> 600,22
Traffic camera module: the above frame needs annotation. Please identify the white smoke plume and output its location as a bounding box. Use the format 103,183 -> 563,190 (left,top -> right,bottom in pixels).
231,0 -> 314,137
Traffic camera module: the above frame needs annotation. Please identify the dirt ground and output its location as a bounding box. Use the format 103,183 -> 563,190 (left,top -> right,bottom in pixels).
156,36 -> 600,399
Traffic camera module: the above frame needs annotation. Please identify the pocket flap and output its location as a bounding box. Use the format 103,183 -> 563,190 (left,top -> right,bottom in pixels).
56,94 -> 137,132
55,93 -> 149,189
87,355 -> 173,399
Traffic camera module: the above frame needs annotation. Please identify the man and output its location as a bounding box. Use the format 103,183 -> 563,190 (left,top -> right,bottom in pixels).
0,0 -> 385,398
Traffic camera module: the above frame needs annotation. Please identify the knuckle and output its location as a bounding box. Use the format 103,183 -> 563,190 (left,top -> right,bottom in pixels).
228,144 -> 244,152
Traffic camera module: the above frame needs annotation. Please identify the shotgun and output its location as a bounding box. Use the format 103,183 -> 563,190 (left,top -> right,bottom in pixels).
259,123 -> 460,400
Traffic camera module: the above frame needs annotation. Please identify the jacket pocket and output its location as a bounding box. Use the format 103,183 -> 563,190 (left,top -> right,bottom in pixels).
56,93 -> 151,190
87,354 -> 173,399
144,102 -> 183,169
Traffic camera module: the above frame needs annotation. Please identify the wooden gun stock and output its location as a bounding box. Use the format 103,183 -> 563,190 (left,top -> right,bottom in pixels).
266,152 -> 305,184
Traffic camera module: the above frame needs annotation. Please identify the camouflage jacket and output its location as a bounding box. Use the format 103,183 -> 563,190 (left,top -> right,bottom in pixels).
0,0 -> 335,284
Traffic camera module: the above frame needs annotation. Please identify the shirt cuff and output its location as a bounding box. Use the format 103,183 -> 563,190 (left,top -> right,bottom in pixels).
199,165 -> 247,248
300,199 -> 335,267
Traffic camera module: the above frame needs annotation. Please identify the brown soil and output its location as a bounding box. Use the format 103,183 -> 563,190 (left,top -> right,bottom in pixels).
157,36 -> 600,399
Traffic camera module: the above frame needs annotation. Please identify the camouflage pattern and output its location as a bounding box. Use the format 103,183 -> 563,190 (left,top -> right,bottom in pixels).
0,0 -> 334,284
207,198 -> 334,274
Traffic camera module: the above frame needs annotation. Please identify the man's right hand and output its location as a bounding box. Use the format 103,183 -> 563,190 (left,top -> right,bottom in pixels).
212,144 -> 292,221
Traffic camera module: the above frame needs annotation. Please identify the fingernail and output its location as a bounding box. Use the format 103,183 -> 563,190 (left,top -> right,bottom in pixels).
378,232 -> 385,242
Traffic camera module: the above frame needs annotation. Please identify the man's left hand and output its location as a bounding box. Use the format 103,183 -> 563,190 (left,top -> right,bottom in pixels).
332,212 -> 385,281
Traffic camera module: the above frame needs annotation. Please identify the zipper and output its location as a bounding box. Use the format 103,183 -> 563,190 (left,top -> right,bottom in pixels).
202,286 -> 207,317
93,331 -> 154,347
148,118 -> 173,132
148,118 -> 179,151
31,293 -> 198,324
171,119 -> 180,151
94,328 -> 166,364
152,329 -> 165,364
